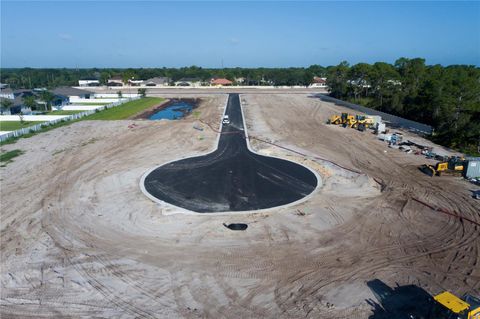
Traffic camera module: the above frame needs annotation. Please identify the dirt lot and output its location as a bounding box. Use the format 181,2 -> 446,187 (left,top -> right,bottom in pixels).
1,93 -> 479,318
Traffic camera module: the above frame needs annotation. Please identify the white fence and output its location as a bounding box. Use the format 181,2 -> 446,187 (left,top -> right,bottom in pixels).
0,97 -> 140,143
93,93 -> 140,98
69,97 -> 127,104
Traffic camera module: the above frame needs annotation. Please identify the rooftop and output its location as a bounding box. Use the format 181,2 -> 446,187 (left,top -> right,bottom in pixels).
211,78 -> 233,85
52,87 -> 93,96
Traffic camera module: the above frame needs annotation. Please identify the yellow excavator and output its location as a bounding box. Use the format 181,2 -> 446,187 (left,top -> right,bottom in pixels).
421,157 -> 466,177
431,291 -> 480,319
327,112 -> 354,125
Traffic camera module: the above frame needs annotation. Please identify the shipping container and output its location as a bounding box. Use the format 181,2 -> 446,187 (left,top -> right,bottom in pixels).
465,159 -> 480,178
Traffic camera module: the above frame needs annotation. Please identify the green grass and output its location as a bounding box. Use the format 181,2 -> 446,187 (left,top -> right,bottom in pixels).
46,110 -> 83,115
0,121 -> 46,131
85,97 -> 164,120
0,149 -> 24,166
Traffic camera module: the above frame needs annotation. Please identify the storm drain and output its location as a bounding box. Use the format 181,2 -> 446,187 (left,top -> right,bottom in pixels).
223,223 -> 248,231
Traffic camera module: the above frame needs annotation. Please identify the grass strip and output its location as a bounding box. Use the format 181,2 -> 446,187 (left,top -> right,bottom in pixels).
0,121 -> 46,131
0,149 -> 24,166
85,97 -> 164,120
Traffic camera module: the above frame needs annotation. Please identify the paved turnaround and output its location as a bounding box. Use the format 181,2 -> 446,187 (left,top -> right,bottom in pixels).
143,94 -> 318,213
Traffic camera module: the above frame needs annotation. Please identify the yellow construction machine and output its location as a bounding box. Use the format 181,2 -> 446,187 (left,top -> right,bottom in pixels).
431,291 -> 480,319
327,112 -> 354,125
327,113 -> 374,131
421,157 -> 466,177
350,115 -> 375,131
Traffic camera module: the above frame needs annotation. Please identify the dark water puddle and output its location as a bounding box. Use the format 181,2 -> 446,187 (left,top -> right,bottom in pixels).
149,101 -> 193,120
224,223 -> 248,231
133,98 -> 199,120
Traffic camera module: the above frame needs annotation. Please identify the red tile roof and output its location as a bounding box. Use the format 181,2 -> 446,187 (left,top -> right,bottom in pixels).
211,78 -> 233,85
313,76 -> 327,84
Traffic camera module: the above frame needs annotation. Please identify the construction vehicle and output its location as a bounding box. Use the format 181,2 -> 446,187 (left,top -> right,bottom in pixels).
430,291 -> 480,319
350,115 -> 375,131
327,113 -> 354,125
327,113 -> 376,131
421,156 -> 466,177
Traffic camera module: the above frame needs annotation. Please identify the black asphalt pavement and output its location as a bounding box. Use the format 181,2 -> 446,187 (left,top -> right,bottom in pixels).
144,94 -> 318,213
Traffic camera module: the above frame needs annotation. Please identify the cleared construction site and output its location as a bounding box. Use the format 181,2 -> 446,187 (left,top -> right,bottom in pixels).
1,91 -> 479,318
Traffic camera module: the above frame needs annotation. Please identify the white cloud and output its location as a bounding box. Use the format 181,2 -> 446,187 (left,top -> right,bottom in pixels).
58,33 -> 73,41
228,37 -> 240,45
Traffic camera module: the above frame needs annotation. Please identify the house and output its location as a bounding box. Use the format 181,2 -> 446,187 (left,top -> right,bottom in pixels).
145,77 -> 170,86
107,76 -> 124,87
347,79 -> 371,88
0,83 -> 8,89
175,78 -> 202,87
0,95 -> 35,115
128,78 -> 144,86
52,87 -> 94,102
210,78 -> 233,86
78,79 -> 100,87
310,76 -> 328,88
0,88 -> 36,100
0,88 -> 14,99
234,77 -> 245,85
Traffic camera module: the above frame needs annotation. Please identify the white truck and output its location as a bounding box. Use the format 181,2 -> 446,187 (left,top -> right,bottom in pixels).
222,115 -> 230,125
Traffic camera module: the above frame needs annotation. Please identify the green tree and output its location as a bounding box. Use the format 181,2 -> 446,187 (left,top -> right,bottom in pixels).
0,99 -> 13,114
39,91 -> 55,111
138,88 -> 146,98
23,95 -> 38,112
326,61 -> 350,97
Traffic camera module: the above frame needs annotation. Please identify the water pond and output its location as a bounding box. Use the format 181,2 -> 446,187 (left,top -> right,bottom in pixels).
149,101 -> 193,120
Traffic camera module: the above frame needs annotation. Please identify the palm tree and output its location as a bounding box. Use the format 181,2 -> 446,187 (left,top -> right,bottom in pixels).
23,95 -> 37,112
0,99 -> 13,115
40,91 -> 55,111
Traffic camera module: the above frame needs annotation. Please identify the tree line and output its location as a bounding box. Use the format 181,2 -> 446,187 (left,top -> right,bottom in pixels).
326,58 -> 479,155
0,65 -> 327,88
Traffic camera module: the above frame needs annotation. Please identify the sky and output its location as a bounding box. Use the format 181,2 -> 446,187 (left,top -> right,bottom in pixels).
1,1 -> 479,68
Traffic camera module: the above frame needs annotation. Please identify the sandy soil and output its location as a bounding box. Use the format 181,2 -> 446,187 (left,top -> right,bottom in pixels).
1,93 -> 479,318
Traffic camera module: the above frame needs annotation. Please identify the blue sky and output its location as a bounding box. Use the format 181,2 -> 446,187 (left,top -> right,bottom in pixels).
1,1 -> 479,67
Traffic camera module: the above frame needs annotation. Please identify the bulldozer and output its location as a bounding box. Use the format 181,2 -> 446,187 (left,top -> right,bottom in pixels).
350,115 -> 375,131
327,112 -> 354,125
430,291 -> 480,319
327,113 -> 374,131
421,157 -> 466,177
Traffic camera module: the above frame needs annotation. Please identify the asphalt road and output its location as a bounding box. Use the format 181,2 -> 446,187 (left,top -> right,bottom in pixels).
143,94 -> 318,213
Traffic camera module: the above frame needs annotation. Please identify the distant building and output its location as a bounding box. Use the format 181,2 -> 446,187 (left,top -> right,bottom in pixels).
234,77 -> 245,85
78,79 -> 100,87
145,77 -> 170,86
0,88 -> 36,100
107,76 -> 124,87
52,87 -> 93,102
0,97 -> 32,115
175,78 -> 202,87
128,78 -> 144,86
310,76 -> 328,88
387,79 -> 402,86
347,79 -> 371,88
211,78 -> 233,86
0,83 -> 9,89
